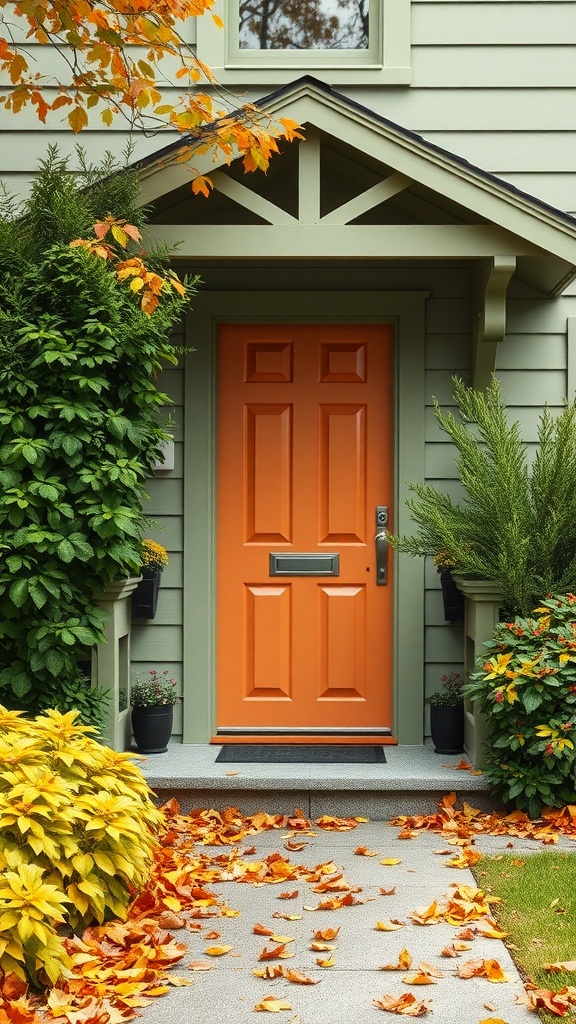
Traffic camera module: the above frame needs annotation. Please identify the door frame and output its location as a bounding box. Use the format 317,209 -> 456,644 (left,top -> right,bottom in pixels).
182,290 -> 428,744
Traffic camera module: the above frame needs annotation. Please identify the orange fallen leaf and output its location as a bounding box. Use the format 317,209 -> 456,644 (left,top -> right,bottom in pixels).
475,919 -> 508,940
313,927 -> 340,941
457,959 -> 509,982
445,848 -> 483,869
284,840 -> 308,851
355,846 -> 379,856
380,949 -> 412,971
157,911 -> 186,929
316,957 -> 336,967
401,973 -> 437,985
373,992 -> 431,1015
542,961 -> 576,973
310,941 -> 335,951
204,945 -> 233,956
254,924 -> 275,936
258,944 -> 295,961
277,891 -> 299,900
253,965 -> 286,980
188,960 -> 213,970
315,815 -> 360,831
380,887 -> 396,896
284,968 -> 319,985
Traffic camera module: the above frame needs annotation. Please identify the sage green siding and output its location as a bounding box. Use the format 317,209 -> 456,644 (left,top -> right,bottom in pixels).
5,0 -> 576,743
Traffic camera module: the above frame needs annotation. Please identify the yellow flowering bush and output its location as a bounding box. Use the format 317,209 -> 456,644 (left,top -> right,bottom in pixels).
465,593 -> 576,817
140,539 -> 168,576
0,706 -> 164,986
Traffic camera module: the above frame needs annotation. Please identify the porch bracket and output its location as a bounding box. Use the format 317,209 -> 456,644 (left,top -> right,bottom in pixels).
472,255 -> 516,390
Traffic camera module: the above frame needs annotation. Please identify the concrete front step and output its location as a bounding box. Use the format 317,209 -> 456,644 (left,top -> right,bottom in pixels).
137,741 -> 500,819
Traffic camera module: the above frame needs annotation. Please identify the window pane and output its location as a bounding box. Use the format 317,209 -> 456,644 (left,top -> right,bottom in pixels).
238,1 -> 370,51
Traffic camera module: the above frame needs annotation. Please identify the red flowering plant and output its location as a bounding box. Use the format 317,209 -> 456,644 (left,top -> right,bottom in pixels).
130,669 -> 180,707
465,593 -> 576,817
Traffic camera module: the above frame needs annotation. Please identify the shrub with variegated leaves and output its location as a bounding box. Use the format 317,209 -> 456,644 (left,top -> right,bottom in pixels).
0,705 -> 164,986
465,593 -> 576,817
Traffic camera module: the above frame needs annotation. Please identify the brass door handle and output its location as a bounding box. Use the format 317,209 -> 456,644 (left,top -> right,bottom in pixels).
375,506 -> 388,586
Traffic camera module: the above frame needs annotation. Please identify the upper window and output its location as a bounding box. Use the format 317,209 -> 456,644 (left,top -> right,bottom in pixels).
238,1 -> 370,52
196,0 -> 411,85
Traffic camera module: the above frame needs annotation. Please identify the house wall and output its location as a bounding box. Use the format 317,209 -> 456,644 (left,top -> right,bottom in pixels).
3,0 -> 576,741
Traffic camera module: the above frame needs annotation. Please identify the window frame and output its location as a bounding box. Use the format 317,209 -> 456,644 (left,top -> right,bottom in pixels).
196,0 -> 411,85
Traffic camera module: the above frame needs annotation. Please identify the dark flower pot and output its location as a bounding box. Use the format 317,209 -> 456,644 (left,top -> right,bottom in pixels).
439,569 -> 465,622
133,571 -> 161,619
131,703 -> 173,753
430,702 -> 465,754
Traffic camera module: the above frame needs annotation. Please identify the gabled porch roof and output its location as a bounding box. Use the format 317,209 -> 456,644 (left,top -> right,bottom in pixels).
137,77 -> 576,385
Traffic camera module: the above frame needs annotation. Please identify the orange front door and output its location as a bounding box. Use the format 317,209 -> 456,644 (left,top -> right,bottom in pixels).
216,323 -> 394,736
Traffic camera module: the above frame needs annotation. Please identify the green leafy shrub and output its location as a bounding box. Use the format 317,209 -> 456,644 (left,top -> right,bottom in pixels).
465,594 -> 576,817
389,377 -> 576,616
0,150 -> 197,722
0,705 -> 164,986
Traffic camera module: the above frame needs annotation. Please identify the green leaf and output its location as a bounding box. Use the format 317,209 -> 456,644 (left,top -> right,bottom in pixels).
9,579 -> 28,608
57,539 -> 75,563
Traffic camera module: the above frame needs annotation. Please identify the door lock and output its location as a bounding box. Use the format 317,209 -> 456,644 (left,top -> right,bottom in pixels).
375,505 -> 389,586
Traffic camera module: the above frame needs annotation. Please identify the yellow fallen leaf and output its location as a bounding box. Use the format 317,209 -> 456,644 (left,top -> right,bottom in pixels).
204,945 -> 233,956
402,973 -> 437,985
316,957 -> 336,967
254,996 -> 293,1012
380,858 -> 402,865
375,919 -> 406,931
270,935 -> 295,944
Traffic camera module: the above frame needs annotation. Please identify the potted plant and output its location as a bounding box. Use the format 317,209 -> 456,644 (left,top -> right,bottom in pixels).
434,551 -> 465,622
388,377 -> 576,619
133,540 -> 168,619
130,668 -> 181,753
427,672 -> 465,754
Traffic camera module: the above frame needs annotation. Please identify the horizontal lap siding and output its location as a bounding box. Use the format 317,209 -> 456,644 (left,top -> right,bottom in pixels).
129,344 -> 186,739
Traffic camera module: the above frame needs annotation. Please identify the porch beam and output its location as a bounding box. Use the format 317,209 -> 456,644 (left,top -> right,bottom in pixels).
211,170 -> 298,225
298,127 -> 321,224
472,255 -> 516,389
320,172 -> 412,225
145,223 -> 542,259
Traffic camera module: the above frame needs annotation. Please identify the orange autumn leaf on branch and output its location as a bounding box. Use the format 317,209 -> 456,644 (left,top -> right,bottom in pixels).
0,0 -> 304,175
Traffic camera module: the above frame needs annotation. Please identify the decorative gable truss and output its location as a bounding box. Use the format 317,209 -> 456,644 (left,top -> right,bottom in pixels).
140,78 -> 576,386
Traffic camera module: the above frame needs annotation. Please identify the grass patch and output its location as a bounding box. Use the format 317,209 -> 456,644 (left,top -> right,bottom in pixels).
473,851 -> 576,1022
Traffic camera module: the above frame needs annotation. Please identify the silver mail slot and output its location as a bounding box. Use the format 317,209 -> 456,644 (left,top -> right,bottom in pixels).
269,552 -> 340,577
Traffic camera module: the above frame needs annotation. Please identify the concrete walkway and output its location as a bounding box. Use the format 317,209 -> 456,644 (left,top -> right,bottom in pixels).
135,805 -> 570,1024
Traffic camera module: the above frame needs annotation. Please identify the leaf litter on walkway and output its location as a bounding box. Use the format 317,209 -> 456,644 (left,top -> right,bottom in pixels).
4,796 -> 576,1021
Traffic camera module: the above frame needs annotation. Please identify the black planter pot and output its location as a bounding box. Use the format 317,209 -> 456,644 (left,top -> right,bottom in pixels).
430,702 -> 465,755
439,569 -> 465,622
131,703 -> 173,753
133,571 -> 161,619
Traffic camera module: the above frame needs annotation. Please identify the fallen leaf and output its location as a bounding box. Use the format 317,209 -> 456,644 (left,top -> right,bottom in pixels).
355,846 -> 379,856
316,957 -> 335,967
254,924 -> 275,936
254,995 -> 293,1012
270,935 -> 295,944
258,944 -> 295,962
475,919 -> 508,940
380,858 -> 402,866
272,913 -> 303,921
188,960 -> 213,970
457,959 -> 509,983
381,949 -> 413,971
373,992 -> 431,1015
277,891 -> 299,900
310,941 -> 335,951
204,945 -> 233,956
380,887 -> 396,896
375,919 -> 406,931
158,911 -> 186,929
542,961 -> 576,973
313,927 -> 340,941
401,973 -> 437,985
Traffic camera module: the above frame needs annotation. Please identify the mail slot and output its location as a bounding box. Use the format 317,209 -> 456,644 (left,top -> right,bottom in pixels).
269,553 -> 340,577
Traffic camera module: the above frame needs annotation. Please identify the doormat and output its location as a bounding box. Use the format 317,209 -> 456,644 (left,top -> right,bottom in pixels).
215,745 -> 386,764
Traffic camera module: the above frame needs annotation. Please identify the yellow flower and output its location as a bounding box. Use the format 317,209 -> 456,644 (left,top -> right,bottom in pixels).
483,652 -> 513,679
